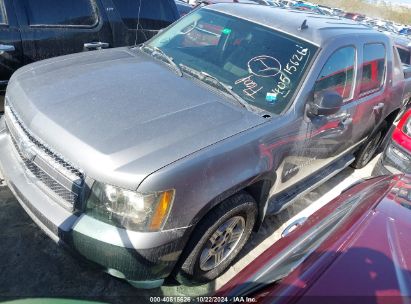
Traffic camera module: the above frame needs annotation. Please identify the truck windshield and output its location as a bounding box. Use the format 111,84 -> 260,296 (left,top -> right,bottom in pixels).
146,8 -> 318,114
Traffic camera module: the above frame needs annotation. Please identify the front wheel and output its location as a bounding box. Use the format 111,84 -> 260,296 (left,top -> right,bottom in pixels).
175,192 -> 257,285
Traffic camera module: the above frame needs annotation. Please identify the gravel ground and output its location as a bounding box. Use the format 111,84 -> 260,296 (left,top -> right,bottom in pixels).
0,155 -> 379,304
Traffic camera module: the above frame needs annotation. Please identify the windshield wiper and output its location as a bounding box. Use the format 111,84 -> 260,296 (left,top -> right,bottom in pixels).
200,71 -> 255,111
140,44 -> 183,77
179,64 -> 261,114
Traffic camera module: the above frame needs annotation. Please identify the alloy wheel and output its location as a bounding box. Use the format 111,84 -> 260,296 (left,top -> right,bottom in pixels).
199,216 -> 245,271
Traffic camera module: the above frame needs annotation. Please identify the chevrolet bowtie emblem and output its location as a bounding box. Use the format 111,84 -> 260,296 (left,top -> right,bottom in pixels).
18,139 -> 36,161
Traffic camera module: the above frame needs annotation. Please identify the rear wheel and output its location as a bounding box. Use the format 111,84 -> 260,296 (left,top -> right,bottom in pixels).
175,192 -> 257,285
351,121 -> 386,169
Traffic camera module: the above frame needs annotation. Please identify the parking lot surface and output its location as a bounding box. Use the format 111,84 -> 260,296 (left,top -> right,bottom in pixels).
0,156 -> 379,303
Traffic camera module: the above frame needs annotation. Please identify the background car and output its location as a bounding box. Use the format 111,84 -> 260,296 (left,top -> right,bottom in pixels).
344,12 -> 366,22
317,4 -> 333,15
250,0 -> 281,5
196,0 -> 262,5
331,8 -> 345,17
292,3 -> 324,14
400,27 -> 411,36
217,174 -> 411,302
175,0 -> 194,17
0,0 -> 180,112
263,0 -> 285,7
375,109 -> 411,175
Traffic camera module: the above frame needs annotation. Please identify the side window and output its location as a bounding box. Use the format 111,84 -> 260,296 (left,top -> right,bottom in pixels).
360,43 -> 386,96
111,0 -> 176,30
22,0 -> 98,27
397,47 -> 411,65
314,46 -> 356,101
393,47 -> 404,85
0,1 -> 7,25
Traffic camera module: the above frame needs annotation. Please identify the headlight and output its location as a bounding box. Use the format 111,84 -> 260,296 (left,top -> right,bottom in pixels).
86,182 -> 175,232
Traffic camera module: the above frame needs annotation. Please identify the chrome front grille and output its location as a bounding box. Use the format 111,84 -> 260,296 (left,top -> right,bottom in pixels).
5,104 -> 84,210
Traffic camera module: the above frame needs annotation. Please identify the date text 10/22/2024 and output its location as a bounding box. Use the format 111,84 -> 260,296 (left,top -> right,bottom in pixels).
149,296 -> 257,303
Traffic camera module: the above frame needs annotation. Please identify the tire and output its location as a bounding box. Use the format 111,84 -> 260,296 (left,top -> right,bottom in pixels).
351,121 -> 387,169
175,192 -> 257,285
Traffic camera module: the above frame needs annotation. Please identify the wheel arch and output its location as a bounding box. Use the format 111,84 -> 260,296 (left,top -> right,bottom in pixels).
384,108 -> 401,131
171,175 -> 275,280
377,107 -> 401,152
188,173 -> 276,235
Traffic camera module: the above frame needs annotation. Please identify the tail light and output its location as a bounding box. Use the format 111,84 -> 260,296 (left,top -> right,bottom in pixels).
403,115 -> 411,137
392,109 -> 411,152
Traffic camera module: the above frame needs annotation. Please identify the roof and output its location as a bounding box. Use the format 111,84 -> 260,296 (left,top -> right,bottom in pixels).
391,34 -> 411,49
205,4 -> 384,46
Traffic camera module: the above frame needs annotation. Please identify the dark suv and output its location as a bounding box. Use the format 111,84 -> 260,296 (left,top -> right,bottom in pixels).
0,0 -> 179,111
0,4 -> 409,288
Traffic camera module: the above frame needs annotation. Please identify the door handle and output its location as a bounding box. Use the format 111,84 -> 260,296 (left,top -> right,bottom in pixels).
0,44 -> 15,55
373,102 -> 384,114
281,217 -> 307,238
338,112 -> 351,120
84,42 -> 109,50
337,113 -> 352,130
339,117 -> 353,129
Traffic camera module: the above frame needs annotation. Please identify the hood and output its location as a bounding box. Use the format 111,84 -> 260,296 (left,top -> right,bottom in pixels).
299,177 -> 411,298
7,48 -> 265,189
218,176 -> 411,300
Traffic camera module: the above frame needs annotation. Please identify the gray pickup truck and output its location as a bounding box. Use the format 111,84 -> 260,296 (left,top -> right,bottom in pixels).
0,4 -> 409,288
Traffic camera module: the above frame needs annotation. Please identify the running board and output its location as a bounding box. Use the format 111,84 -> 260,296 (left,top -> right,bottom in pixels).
267,154 -> 355,215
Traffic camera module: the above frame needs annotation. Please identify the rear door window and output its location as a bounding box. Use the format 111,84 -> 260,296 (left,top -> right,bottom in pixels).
397,47 -> 411,65
360,43 -> 386,96
111,0 -> 176,30
314,46 -> 356,102
22,0 -> 98,27
393,47 -> 404,85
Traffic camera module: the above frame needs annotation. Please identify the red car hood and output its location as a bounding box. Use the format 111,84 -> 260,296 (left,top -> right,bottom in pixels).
294,198 -> 411,300
218,175 -> 411,303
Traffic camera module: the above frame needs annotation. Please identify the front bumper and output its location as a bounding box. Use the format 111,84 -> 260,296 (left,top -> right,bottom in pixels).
0,124 -> 189,286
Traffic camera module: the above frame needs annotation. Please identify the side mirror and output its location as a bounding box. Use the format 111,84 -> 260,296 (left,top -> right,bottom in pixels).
308,90 -> 343,116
